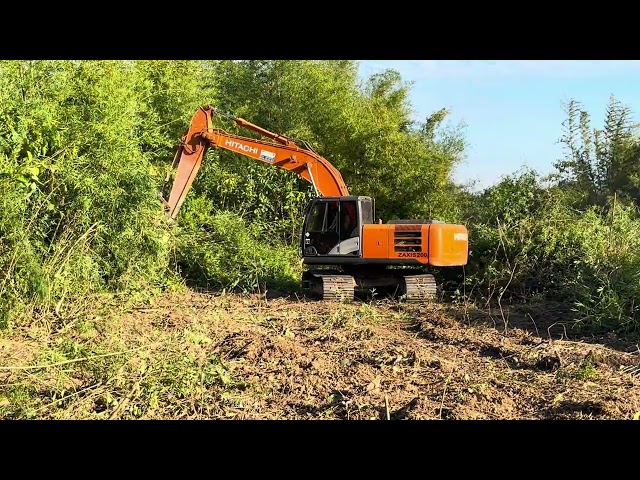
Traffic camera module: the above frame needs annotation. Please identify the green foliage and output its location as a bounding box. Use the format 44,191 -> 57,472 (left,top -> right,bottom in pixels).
172,203 -> 301,293
465,166 -> 640,333
455,95 -> 640,334
569,200 -> 640,331
464,169 -> 579,301
558,354 -> 599,381
206,60 -> 466,224
134,60 -> 217,166
554,95 -> 640,207
0,61 -> 184,324
0,385 -> 35,419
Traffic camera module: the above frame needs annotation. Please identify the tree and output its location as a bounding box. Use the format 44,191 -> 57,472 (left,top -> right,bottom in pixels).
555,95 -> 640,207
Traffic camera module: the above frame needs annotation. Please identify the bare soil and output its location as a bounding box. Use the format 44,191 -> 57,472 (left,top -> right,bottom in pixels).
1,290 -> 639,420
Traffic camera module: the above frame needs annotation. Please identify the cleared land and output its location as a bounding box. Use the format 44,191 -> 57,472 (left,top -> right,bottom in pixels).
1,291 -> 639,420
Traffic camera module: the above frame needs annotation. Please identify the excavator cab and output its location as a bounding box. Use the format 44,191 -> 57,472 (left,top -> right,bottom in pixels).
301,196 -> 374,258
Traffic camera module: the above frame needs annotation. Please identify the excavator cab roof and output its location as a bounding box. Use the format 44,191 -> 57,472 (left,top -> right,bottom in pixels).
312,195 -> 372,202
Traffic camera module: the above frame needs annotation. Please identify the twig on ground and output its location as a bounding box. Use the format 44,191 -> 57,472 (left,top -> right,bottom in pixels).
109,378 -> 144,420
385,395 -> 390,420
36,382 -> 104,413
0,343 -> 163,371
439,368 -> 456,419
527,313 -> 539,336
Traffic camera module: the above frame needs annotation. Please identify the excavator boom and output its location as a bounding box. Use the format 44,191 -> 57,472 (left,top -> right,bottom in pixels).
162,106 -> 348,219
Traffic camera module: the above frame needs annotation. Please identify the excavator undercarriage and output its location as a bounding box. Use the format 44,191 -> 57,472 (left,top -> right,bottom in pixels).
301,268 -> 437,302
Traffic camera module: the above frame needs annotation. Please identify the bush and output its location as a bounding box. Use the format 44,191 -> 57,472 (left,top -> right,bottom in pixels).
465,169 -> 640,333
173,199 -> 301,293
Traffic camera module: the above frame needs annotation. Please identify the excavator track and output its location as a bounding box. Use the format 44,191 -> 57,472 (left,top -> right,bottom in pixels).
302,271 -> 355,301
403,274 -> 437,302
321,274 -> 355,301
303,270 -> 437,303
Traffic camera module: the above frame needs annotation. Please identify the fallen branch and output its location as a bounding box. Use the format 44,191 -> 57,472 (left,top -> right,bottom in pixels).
36,382 -> 103,413
439,368 -> 456,419
0,343 -> 163,371
109,378 -> 144,420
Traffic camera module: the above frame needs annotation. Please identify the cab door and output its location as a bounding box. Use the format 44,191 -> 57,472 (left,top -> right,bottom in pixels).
302,199 -> 360,257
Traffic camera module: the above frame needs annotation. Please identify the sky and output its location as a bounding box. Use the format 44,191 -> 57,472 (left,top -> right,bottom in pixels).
357,60 -> 640,190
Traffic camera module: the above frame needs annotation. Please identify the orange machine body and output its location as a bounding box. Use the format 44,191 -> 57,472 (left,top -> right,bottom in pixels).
361,223 -> 468,266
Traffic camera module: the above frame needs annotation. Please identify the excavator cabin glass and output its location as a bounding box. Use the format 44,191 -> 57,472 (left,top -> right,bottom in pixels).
302,196 -> 373,258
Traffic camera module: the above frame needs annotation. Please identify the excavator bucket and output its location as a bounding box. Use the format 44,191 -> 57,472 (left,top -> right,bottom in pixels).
161,107 -> 212,219
161,143 -> 206,219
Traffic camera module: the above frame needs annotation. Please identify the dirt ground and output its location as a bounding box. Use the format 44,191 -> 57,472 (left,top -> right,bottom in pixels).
1,290 -> 640,420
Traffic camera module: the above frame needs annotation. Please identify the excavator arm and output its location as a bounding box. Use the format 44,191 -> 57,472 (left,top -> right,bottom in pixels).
161,105 -> 349,219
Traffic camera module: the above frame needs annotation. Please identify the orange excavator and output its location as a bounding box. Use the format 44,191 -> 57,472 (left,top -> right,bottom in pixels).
161,106 -> 469,301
